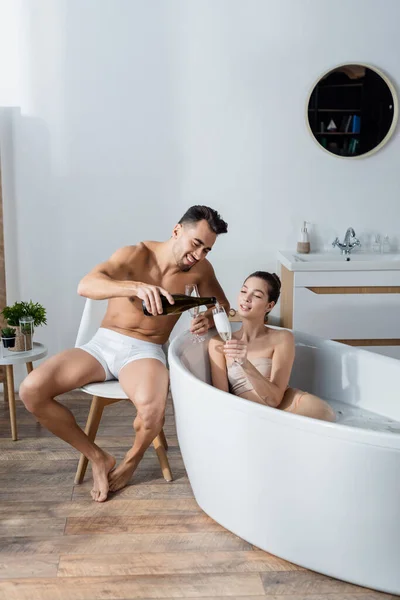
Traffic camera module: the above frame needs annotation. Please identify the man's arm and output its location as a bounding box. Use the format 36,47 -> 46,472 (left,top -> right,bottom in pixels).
197,261 -> 230,328
77,246 -> 138,300
77,246 -> 174,314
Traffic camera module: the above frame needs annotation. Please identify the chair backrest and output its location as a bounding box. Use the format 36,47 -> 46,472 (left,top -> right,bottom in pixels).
75,298 -> 108,347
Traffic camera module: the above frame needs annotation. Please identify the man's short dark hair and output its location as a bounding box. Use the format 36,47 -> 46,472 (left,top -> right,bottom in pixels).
178,205 -> 228,235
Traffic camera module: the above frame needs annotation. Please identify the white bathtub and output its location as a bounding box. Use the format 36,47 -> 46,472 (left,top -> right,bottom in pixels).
168,324 -> 400,595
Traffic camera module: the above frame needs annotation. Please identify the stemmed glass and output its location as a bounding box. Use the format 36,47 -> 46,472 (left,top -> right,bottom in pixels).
212,304 -> 242,365
185,283 -> 206,343
212,304 -> 232,342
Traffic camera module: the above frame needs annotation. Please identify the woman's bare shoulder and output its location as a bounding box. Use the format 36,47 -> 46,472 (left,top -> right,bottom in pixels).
267,327 -> 294,342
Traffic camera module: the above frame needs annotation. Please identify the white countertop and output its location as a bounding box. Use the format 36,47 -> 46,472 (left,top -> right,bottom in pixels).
277,250 -> 400,272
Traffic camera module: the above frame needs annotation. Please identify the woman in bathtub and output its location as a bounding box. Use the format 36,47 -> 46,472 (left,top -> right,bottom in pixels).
208,271 -> 335,422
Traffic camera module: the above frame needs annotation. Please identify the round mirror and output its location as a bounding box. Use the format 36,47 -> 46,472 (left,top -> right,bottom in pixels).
307,63 -> 398,158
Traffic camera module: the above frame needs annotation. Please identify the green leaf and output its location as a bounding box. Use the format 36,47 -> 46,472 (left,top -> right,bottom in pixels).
1,327 -> 16,337
1,300 -> 47,327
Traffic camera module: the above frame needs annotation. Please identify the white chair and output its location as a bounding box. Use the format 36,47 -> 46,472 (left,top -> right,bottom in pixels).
73,298 -> 172,485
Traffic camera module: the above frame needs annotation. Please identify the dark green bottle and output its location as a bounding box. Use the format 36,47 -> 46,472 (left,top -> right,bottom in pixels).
142,294 -> 217,316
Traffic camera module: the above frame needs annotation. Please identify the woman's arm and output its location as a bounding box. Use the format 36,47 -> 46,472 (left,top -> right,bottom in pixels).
208,336 -> 230,393
224,331 -> 295,407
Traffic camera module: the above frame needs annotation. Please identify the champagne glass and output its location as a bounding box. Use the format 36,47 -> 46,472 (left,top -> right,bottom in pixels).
212,304 -> 242,364
212,304 -> 232,342
185,284 -> 206,343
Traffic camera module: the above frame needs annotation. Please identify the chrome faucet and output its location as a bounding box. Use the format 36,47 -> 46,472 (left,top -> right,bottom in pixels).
332,227 -> 361,255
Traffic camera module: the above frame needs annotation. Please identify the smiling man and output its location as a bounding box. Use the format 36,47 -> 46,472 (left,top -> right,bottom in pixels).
20,205 -> 229,502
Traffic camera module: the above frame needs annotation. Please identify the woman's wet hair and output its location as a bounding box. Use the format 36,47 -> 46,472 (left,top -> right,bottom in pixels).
244,271 -> 281,308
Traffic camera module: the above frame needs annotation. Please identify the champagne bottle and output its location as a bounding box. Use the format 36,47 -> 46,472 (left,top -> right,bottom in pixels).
142,294 -> 217,316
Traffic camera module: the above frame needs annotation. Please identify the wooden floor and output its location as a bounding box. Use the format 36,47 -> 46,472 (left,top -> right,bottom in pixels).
0,392 -> 395,600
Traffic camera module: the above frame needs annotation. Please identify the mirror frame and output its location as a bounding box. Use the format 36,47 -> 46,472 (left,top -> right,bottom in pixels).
305,62 -> 399,159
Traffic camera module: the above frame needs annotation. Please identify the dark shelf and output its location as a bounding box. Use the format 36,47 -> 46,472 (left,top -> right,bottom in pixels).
320,83 -> 363,89
308,69 -> 367,156
315,132 -> 361,135
308,108 -> 361,112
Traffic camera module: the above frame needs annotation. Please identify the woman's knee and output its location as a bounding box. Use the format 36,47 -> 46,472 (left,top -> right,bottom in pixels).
300,394 -> 336,422
321,401 -> 336,422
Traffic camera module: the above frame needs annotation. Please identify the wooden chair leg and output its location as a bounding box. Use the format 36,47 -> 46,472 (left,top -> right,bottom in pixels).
0,366 -> 8,403
153,433 -> 173,482
3,379 -> 9,404
5,365 -> 17,441
159,428 -> 168,451
74,396 -> 105,484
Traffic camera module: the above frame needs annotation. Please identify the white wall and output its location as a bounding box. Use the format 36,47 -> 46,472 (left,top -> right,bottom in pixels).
1,0 -> 400,381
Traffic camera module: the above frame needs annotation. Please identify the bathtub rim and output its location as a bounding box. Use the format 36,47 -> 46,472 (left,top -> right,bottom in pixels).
168,328 -> 400,451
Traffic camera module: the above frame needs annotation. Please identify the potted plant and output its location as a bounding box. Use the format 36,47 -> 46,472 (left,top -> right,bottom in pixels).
1,300 -> 47,352
1,327 -> 16,349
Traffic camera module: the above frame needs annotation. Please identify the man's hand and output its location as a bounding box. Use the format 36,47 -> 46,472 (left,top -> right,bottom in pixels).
190,314 -> 209,336
134,283 -> 174,315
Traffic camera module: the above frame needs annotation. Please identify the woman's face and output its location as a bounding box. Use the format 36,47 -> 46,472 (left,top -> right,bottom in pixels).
237,276 -> 275,320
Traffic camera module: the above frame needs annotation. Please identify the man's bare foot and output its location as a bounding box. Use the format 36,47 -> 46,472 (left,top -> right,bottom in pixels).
90,452 -> 116,502
108,454 -> 142,493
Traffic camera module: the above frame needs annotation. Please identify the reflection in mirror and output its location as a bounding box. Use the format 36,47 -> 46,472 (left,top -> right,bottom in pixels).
307,64 -> 397,158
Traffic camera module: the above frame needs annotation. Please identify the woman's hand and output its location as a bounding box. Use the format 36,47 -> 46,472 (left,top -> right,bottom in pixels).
223,338 -> 248,365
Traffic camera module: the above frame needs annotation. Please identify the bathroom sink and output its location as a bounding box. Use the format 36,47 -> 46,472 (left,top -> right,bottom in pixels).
277,250 -> 400,271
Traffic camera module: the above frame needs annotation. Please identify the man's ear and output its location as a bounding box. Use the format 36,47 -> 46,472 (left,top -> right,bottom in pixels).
172,223 -> 183,239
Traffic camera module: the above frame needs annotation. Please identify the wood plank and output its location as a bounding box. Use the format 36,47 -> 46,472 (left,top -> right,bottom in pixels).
260,570 -> 384,595
0,437 -> 181,453
0,480 -> 188,503
72,483 -> 194,500
0,458 -> 184,479
334,338 -> 400,347
0,532 -> 252,555
0,517 -> 66,538
0,573 -> 265,599
306,286 -> 400,294
75,469 -> 187,488
58,550 -> 302,577
0,461 -> 79,474
64,514 -> 224,535
0,433 -> 179,449
2,472 -> 78,486
0,463 -> 186,486
0,555 -> 59,579
0,486 -> 74,503
0,448 -> 82,461
0,498 -> 200,518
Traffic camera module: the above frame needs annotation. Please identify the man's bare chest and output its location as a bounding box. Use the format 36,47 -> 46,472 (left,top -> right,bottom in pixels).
131,263 -> 200,294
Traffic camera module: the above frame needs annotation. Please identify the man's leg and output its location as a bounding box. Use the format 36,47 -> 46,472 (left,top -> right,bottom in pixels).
19,349 -> 116,502
108,358 -> 169,492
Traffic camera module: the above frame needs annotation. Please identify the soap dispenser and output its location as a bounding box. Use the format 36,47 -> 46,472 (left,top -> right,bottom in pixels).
297,221 -> 310,254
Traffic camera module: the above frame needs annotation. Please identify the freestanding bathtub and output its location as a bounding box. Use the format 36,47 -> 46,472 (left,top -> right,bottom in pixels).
168,324 -> 400,595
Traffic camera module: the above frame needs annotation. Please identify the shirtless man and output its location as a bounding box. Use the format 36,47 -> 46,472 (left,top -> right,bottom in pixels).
19,205 -> 229,502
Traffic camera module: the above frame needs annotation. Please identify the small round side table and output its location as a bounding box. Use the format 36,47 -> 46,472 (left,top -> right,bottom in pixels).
0,342 -> 48,440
